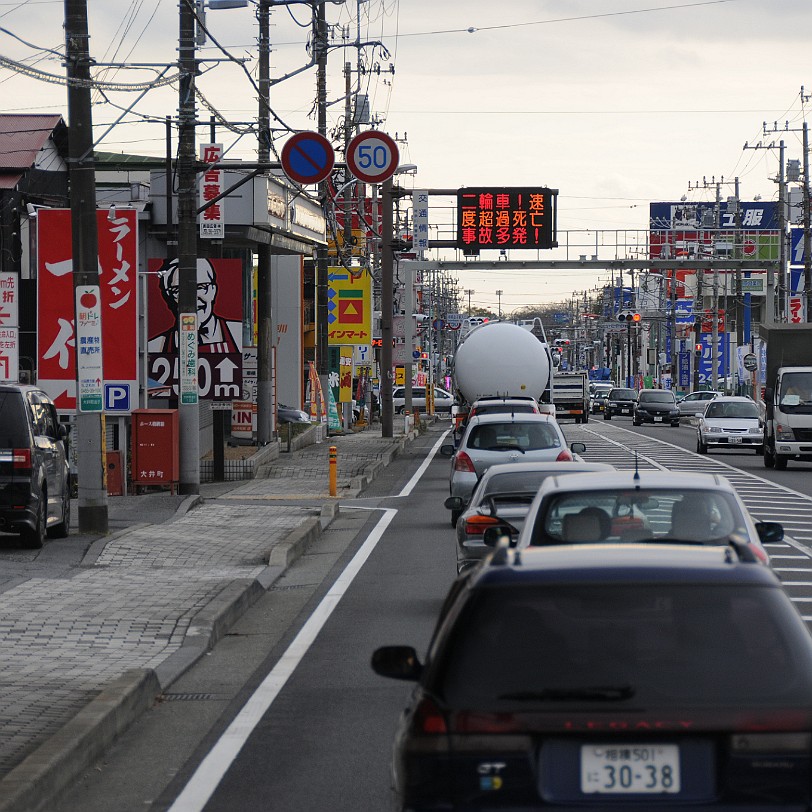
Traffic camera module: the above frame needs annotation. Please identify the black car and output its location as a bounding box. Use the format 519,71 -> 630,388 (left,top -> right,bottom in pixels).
603,387 -> 637,419
0,384 -> 70,547
634,388 -> 680,427
277,403 -> 310,424
372,542 -> 812,810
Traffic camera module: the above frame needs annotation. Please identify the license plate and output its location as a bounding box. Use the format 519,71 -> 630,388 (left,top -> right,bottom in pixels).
729,436 -> 742,443
622,408 -> 630,414
581,744 -> 680,794
654,416 -> 663,422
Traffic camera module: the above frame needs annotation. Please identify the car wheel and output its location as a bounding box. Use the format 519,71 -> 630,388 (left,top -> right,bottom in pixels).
775,454 -> 788,470
633,417 -> 641,427
397,406 -> 406,415
755,445 -> 764,456
764,445 -> 775,468
450,510 -> 461,528
49,490 -> 70,539
670,421 -> 679,427
22,491 -> 46,550
604,413 -> 611,420
696,438 -> 707,454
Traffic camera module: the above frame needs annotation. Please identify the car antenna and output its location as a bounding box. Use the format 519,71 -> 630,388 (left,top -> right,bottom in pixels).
634,452 -> 641,487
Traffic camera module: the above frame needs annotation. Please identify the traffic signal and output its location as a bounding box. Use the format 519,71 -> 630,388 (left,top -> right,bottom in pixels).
694,343 -> 702,357
617,310 -> 641,323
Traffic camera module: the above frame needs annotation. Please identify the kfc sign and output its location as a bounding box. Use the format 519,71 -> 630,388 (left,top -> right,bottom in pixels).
37,209 -> 138,412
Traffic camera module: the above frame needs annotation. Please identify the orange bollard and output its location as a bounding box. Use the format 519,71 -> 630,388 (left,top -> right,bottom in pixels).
329,445 -> 337,496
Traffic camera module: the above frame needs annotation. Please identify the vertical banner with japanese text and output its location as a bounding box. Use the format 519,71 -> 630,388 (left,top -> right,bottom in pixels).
37,208 -> 138,412
199,143 -> 224,239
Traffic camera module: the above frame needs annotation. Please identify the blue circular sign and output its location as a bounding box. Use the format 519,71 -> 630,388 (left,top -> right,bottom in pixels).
281,132 -> 335,185
412,350 -> 421,360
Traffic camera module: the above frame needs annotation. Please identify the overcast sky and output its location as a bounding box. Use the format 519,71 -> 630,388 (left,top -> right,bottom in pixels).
1,0 -> 808,313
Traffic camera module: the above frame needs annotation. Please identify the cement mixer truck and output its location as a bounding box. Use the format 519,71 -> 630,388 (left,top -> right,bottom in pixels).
451,320 -> 554,435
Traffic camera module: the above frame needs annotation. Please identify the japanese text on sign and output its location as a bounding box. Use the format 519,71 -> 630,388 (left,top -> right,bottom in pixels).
199,143 -> 224,239
456,187 -> 558,250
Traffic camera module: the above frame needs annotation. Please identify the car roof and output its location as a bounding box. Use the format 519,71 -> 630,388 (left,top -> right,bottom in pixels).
466,412 -> 557,427
474,543 -> 781,587
707,395 -> 756,404
479,461 -> 614,480
534,469 -> 737,496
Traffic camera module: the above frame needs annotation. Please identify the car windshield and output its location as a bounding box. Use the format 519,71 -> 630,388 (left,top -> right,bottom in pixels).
609,389 -> 635,400
639,391 -> 675,403
705,401 -> 759,419
779,372 -> 812,407
437,585 -> 812,710
467,422 -> 562,451
529,488 -> 747,545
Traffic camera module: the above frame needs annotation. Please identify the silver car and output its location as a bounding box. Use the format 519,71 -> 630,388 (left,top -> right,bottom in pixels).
696,396 -> 763,454
392,385 -> 454,414
440,413 -> 586,526
503,470 -> 779,565
677,389 -> 721,418
445,461 -> 614,572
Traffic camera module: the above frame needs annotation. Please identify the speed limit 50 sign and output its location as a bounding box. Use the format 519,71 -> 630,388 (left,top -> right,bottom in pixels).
347,131 -> 399,184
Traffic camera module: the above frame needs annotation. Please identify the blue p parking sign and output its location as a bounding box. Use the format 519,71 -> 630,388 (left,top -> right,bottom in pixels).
104,383 -> 131,412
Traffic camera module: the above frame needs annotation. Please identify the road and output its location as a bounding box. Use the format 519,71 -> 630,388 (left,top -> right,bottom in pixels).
53,416 -> 812,811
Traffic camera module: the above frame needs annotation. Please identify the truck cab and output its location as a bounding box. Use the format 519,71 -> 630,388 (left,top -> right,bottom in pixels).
764,366 -> 812,469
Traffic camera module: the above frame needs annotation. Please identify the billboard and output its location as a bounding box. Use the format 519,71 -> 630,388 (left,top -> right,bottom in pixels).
37,208 -> 138,412
147,257 -> 243,401
457,187 -> 557,250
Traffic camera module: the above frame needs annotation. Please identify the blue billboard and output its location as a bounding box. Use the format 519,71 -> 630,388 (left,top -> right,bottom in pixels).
650,201 -> 778,231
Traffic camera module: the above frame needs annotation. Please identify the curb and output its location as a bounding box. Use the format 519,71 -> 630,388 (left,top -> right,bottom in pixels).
0,669 -> 160,812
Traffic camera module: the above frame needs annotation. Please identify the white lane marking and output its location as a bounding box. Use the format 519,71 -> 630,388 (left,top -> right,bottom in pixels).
398,429 -> 451,497
168,508 -> 399,812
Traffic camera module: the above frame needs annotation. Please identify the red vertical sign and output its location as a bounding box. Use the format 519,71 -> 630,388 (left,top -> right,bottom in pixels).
37,208 -> 139,411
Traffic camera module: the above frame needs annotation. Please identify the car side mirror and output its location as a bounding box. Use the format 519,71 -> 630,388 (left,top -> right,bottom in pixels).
483,525 -> 518,547
371,646 -> 423,681
570,441 -> 586,454
440,443 -> 455,457
764,387 -> 774,405
755,521 -> 784,544
444,496 -> 464,512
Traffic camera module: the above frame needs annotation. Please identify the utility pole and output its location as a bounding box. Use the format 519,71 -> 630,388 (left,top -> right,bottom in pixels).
315,2 -> 329,377
495,289 -> 503,318
380,178 -> 393,437
256,0 -> 274,444
464,288 -> 474,314
744,133 -> 787,322
64,0 -> 108,532
177,0 -> 200,493
804,119 -> 812,323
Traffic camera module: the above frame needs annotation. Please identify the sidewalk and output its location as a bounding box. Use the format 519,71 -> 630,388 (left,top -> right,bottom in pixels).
0,421 -> 421,812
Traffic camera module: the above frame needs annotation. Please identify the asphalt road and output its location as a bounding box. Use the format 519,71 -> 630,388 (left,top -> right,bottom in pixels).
51,416 -> 812,811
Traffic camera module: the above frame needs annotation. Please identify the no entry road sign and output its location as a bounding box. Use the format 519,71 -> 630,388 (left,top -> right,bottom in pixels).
281,131 -> 335,185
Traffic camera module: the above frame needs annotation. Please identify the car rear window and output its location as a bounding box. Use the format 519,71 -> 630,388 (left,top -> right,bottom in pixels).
468,422 -> 562,451
436,584 -> 812,710
482,470 -> 555,497
0,391 -> 30,447
530,488 -> 747,545
609,389 -> 635,399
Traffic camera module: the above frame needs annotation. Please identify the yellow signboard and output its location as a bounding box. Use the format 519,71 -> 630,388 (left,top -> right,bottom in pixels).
395,366 -> 405,386
339,346 -> 353,403
327,267 -> 372,346
328,228 -> 366,257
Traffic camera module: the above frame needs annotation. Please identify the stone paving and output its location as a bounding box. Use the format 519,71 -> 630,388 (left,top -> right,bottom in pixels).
0,423 -> 413,787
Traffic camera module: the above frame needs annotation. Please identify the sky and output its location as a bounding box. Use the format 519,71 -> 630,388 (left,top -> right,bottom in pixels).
1,0 -> 809,315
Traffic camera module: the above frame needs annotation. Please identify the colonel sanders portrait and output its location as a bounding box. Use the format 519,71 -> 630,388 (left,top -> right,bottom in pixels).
147,257 -> 242,354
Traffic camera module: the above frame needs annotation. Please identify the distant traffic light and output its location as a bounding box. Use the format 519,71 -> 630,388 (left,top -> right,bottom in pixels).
695,343 -> 702,357
617,310 -> 641,323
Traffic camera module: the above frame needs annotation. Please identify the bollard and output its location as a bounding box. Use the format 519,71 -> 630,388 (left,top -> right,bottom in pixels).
329,445 -> 337,496
404,409 -> 411,435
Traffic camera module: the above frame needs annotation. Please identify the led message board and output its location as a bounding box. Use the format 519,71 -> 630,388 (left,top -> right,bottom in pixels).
457,187 -> 558,251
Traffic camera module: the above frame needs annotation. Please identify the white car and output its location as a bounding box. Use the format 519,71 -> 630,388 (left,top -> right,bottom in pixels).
391,385 -> 454,414
493,470 -> 780,565
677,389 -> 721,418
696,396 -> 763,455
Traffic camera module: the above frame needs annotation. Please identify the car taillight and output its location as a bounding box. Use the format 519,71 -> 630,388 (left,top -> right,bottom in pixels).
556,449 -> 573,462
463,514 -> 501,535
454,711 -> 522,734
454,452 -> 476,473
12,448 -> 31,470
413,697 -> 448,734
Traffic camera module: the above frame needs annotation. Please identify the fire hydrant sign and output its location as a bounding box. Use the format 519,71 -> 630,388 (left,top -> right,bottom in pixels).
75,285 -> 104,412
180,313 -> 198,405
